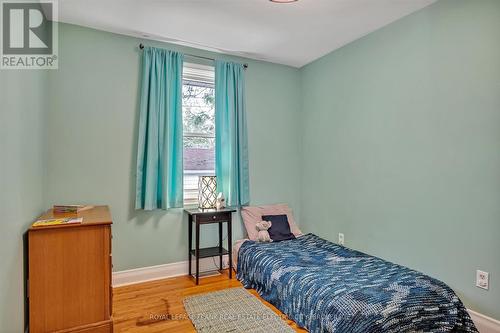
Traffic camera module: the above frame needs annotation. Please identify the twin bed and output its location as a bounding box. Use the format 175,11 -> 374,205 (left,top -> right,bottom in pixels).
234,205 -> 477,333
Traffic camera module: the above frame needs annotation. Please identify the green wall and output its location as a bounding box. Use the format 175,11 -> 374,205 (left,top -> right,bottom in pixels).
45,23 -> 302,271
0,71 -> 47,330
299,0 -> 500,319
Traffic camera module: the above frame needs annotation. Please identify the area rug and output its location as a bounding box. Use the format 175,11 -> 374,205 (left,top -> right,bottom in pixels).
183,287 -> 295,333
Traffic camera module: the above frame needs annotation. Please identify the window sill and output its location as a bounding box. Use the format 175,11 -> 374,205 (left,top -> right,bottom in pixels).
183,202 -> 199,209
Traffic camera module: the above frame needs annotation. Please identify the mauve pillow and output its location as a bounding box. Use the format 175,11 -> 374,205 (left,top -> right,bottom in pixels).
262,214 -> 296,242
241,204 -> 303,241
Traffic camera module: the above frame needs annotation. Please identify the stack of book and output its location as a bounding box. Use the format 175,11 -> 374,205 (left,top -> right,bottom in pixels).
53,205 -> 93,214
32,217 -> 83,227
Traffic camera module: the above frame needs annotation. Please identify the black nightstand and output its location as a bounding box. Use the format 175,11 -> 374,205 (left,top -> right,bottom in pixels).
184,207 -> 236,285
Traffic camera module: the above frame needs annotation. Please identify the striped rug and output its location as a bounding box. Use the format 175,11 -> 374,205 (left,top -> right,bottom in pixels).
183,287 -> 294,333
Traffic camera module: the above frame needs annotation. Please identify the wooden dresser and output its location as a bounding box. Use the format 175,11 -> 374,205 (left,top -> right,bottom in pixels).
28,206 -> 113,333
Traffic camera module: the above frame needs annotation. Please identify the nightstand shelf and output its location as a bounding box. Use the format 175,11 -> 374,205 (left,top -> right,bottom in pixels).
184,207 -> 236,285
190,246 -> 229,258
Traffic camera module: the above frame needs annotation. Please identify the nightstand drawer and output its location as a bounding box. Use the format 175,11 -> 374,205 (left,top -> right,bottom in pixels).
197,212 -> 231,224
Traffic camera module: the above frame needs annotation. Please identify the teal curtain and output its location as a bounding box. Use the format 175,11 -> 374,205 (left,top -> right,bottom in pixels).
135,47 -> 184,210
215,60 -> 250,206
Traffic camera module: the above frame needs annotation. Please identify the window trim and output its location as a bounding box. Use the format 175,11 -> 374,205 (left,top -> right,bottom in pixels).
183,62 -> 215,86
184,132 -> 214,139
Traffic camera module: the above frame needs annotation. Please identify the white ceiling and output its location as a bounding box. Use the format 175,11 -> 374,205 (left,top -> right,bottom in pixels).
57,0 -> 436,68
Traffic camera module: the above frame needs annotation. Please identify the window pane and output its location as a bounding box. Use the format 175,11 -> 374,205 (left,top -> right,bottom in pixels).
182,84 -> 215,135
182,75 -> 215,206
183,145 -> 215,206
183,145 -> 215,172
183,136 -> 214,149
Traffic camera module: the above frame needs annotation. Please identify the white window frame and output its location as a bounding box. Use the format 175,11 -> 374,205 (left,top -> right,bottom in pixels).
182,62 -> 216,206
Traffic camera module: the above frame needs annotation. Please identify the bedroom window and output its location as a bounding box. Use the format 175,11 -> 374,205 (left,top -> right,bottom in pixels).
182,63 -> 215,206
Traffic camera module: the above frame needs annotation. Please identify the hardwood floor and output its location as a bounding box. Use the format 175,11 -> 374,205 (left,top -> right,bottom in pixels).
113,270 -> 306,332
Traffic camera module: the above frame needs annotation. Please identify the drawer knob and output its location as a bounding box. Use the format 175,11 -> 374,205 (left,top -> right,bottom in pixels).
213,215 -> 217,219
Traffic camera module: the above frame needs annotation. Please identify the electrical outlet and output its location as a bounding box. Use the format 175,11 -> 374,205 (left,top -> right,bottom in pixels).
476,270 -> 489,290
338,233 -> 344,245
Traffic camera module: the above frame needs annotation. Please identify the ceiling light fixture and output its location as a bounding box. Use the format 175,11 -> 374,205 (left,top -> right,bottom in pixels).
269,0 -> 298,3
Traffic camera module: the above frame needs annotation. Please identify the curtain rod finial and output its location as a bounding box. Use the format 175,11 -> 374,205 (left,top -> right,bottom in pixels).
139,43 -> 144,50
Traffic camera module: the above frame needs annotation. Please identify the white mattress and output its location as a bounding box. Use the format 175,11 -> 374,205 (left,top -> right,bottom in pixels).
232,239 -> 249,270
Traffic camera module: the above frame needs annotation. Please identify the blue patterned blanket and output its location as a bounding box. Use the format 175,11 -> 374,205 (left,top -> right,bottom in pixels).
237,234 -> 477,333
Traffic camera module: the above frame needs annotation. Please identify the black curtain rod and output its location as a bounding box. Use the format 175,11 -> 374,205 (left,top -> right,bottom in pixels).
139,43 -> 248,69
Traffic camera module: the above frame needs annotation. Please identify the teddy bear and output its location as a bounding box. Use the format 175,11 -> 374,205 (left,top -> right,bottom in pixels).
255,220 -> 272,242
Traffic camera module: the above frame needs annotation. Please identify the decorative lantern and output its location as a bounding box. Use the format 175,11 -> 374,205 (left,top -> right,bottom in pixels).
198,176 -> 217,209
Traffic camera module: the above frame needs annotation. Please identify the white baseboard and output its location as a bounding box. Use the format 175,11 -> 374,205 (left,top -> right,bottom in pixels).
113,262 -> 499,333
468,309 -> 500,333
112,255 -> 229,287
